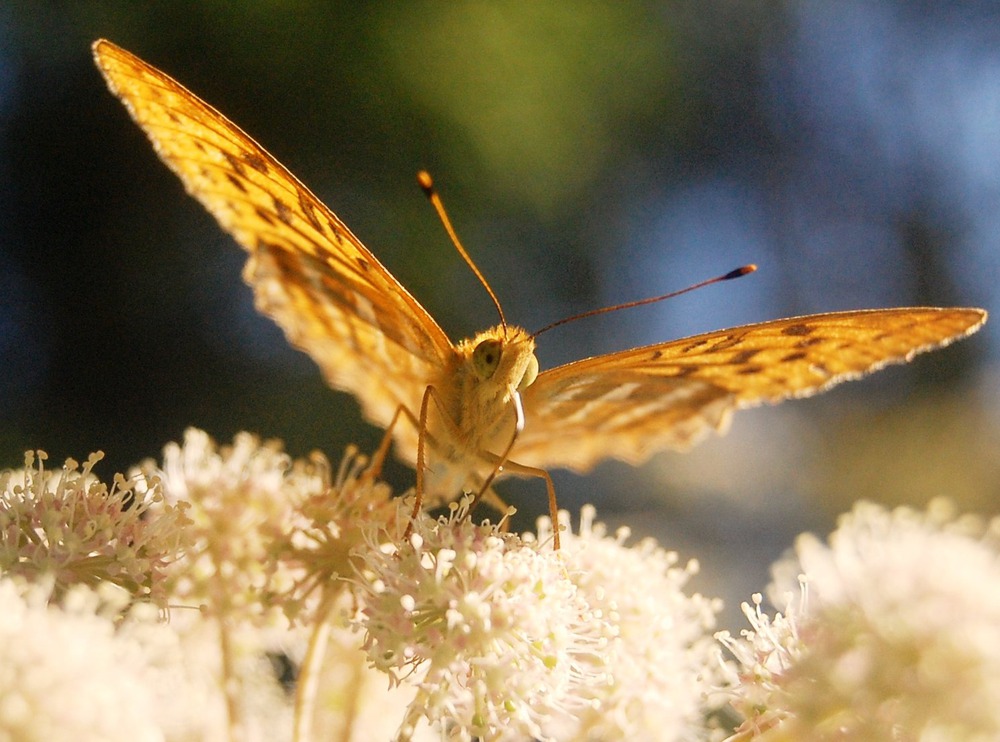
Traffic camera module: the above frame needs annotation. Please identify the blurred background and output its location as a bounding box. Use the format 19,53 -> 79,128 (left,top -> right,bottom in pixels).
2,2 -> 998,627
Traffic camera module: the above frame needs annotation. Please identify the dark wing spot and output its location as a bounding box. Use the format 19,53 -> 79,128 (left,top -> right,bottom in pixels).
272,197 -> 293,225
297,190 -> 325,233
166,110 -> 182,125
261,239 -> 297,270
738,365 -> 763,375
781,323 -> 814,336
226,173 -> 248,193
797,337 -> 824,348
243,152 -> 269,174
681,339 -> 710,353
731,348 -> 761,364
254,207 -> 276,226
357,257 -> 370,272
649,349 -> 663,361
781,350 -> 808,362
707,333 -> 745,352
222,152 -> 247,178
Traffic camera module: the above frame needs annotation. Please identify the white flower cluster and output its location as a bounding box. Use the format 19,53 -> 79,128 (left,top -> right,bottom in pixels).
356,498 -> 606,741
354,499 -> 728,740
541,507 -> 725,740
4,432 -> 1000,741
0,578 -> 184,742
719,499 -> 1000,741
1,450 -> 186,605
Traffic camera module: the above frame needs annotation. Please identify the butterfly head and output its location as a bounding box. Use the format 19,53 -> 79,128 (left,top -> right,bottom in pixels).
465,325 -> 538,394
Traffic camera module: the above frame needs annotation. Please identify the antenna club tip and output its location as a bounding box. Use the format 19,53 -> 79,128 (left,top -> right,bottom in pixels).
417,170 -> 434,195
725,264 -> 757,280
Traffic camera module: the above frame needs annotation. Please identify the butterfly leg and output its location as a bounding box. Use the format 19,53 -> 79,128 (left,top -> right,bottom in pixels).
495,459 -> 561,550
412,384 -> 436,519
366,403 -> 419,481
402,386 -> 535,544
404,383 -> 447,541
403,384 -> 515,539
469,387 -> 562,548
465,452 -> 562,549
362,390 -> 458,545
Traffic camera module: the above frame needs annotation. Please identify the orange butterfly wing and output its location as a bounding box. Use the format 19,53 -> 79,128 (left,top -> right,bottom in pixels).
514,308 -> 986,472
93,39 -> 452,446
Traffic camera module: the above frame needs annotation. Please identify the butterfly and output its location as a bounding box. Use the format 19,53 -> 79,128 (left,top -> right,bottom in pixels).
93,39 -> 986,547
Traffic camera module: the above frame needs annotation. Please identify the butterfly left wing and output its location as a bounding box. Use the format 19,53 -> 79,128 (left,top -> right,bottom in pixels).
93,40 -> 454,441
512,307 -> 986,472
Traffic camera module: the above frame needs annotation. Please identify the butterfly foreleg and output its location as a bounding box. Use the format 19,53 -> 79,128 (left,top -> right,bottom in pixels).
413,384 -> 436,519
367,404 -> 420,482
472,387 -> 562,549
404,383 -> 455,540
365,390 -> 459,545
494,458 -> 561,550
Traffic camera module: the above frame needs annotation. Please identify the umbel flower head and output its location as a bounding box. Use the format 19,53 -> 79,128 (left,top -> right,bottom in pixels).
146,428 -> 398,626
0,450 -> 187,607
355,499 -> 726,741
0,434 -> 417,741
719,499 -> 1000,741
150,428 -> 310,626
539,506 -> 727,740
0,576 -> 195,742
355,497 -> 600,741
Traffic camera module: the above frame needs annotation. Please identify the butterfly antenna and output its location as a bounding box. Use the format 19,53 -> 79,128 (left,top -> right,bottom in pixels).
532,264 -> 757,337
418,171 -> 507,331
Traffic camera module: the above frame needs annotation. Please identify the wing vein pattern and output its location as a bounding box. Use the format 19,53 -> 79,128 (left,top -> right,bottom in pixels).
515,308 -> 986,471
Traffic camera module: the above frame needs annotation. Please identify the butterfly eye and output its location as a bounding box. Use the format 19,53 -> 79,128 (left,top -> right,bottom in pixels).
517,353 -> 539,391
472,339 -> 503,380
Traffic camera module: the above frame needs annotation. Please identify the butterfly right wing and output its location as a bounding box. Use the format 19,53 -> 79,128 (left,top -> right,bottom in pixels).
514,307 -> 986,472
93,40 -> 453,444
